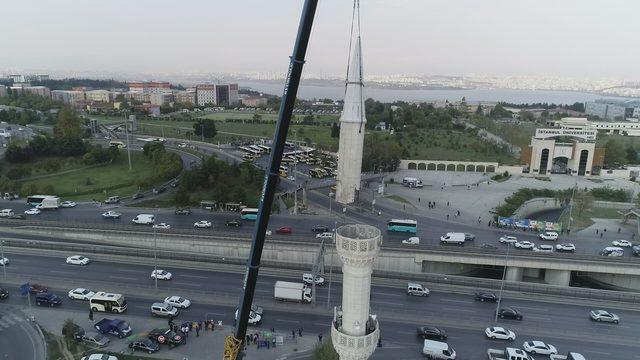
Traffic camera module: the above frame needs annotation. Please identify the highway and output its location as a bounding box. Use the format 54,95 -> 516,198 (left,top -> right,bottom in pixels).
1,252 -> 638,359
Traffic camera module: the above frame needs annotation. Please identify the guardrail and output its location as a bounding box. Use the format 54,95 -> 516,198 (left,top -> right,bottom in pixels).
4,238 -> 640,304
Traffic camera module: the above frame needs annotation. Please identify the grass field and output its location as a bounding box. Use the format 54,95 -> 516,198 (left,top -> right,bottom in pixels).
559,206 -> 623,232
23,153 -> 159,200
198,111 -> 339,124
597,133 -> 640,147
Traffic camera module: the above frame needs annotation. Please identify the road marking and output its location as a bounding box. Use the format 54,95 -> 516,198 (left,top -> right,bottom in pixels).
371,300 -> 400,306
116,269 -> 146,274
588,351 -> 611,356
439,299 -> 469,304
371,291 -> 403,297
276,319 -> 300,324
525,315 -> 552,321
442,307 -> 475,313
396,330 -> 415,335
108,275 -> 137,281
514,305 -> 547,311
48,270 -> 75,275
180,274 -> 209,279
172,282 -> 201,287
255,289 -> 271,294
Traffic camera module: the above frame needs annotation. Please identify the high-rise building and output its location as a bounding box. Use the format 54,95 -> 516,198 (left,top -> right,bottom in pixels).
196,83 -> 240,106
196,84 -> 216,106
585,100 -> 632,120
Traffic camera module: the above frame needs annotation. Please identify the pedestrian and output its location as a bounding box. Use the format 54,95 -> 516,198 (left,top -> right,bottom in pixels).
418,197 -> 421,203
195,324 -> 200,337
271,327 -> 275,334
446,214 -> 449,221
457,210 -> 460,216
272,336 -> 277,348
298,327 -> 303,337
291,329 -> 296,339
403,204 -> 405,210
596,229 -> 599,234
600,232 -> 603,238
604,228 -> 607,233
89,309 -> 94,322
618,227 -> 621,233
246,334 -> 251,344
633,233 -> 636,239
318,333 -> 323,343
447,201 -> 450,207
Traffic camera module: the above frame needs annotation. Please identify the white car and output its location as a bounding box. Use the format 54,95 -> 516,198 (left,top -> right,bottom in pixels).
538,231 -> 559,241
68,288 -> 95,301
499,235 -> 518,244
66,255 -> 90,265
556,243 -> 576,252
235,309 -> 261,325
177,143 -> 187,148
194,220 -> 212,228
303,273 -> 325,285
485,326 -> 516,341
0,257 -> 8,266
151,269 -> 172,280
287,176 -> 296,181
24,208 -> 41,215
590,309 -> 619,323
612,239 -> 632,247
533,244 -> 554,253
60,201 -> 77,208
101,211 -> 121,219
81,355 -> 118,360
523,341 -> 558,355
164,295 -> 191,308
514,241 -> 535,249
316,232 -> 333,239
402,237 -> 420,245
152,223 -> 171,229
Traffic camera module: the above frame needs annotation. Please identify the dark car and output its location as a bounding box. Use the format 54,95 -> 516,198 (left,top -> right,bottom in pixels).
464,233 -> 476,241
633,245 -> 640,256
132,192 -> 144,200
153,187 -> 166,195
497,307 -> 523,320
225,220 -> 242,227
35,292 -> 62,307
276,226 -> 293,234
416,326 -> 447,340
129,338 -> 160,354
174,208 -> 192,215
8,214 -> 26,220
29,284 -> 48,294
62,323 -> 85,342
312,225 -> 329,233
148,328 -> 184,348
0,288 -> 8,300
474,291 -> 497,302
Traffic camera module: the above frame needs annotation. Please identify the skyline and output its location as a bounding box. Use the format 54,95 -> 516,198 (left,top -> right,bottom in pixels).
1,0 -> 640,80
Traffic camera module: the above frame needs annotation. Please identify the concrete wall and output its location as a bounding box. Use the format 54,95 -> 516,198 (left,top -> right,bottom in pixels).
495,165 -> 524,175
513,197 -> 563,218
585,273 -> 640,291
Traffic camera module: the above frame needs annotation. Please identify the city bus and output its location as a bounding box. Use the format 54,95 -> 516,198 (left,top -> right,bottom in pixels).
240,208 -> 259,220
257,145 -> 271,154
26,195 -> 61,209
239,146 -> 261,157
89,292 -> 128,313
109,140 -> 126,149
249,145 -> 265,154
387,219 -> 418,233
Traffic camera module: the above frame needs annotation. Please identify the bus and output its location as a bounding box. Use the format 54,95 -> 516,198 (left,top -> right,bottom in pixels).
239,146 -> 261,157
89,292 -> 128,313
309,168 -> 324,178
257,145 -> 271,154
242,154 -> 257,162
26,195 -> 60,209
249,145 -> 265,154
279,168 -> 288,178
387,219 -> 418,233
109,140 -> 126,149
240,208 -> 259,220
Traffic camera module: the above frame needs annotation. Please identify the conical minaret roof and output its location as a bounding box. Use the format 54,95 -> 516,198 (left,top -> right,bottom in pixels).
340,35 -> 366,124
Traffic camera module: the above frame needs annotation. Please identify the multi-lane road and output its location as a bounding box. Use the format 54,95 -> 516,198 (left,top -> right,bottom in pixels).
1,253 -> 638,359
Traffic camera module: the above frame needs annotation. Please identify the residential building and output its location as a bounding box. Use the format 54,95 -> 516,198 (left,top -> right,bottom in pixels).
128,81 -> 171,94
150,93 -> 174,106
51,90 -> 85,105
196,84 -> 216,106
127,91 -> 150,103
0,85 -> 6,97
10,85 -> 51,98
174,90 -> 196,104
85,89 -> 112,103
196,83 -> 240,106
9,75 -> 25,83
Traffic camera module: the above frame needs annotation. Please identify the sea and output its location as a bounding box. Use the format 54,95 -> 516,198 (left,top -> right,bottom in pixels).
239,80 -> 634,105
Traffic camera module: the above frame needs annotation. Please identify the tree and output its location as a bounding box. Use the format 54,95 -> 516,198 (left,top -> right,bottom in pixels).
330,123 -> 340,138
312,340 -> 339,360
604,139 -> 626,167
193,119 -> 217,139
302,114 -> 315,125
475,105 -> 483,115
54,107 -> 83,138
573,190 -> 594,216
252,113 -> 262,122
626,146 -> 638,164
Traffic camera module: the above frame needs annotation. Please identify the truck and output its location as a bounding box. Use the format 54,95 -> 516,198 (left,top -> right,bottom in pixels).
440,232 -> 466,246
274,281 -> 312,303
487,347 -> 533,360
94,318 -> 132,338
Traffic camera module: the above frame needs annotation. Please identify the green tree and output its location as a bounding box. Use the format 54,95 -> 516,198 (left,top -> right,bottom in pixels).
604,139 -> 626,167
303,114 -> 315,125
54,107 -> 83,138
626,146 -> 638,164
573,190 -> 594,216
475,104 -> 483,115
193,119 -> 217,138
330,123 -> 340,138
312,340 -> 339,360
252,113 -> 262,122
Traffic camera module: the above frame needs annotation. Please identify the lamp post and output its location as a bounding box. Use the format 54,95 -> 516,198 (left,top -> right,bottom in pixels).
329,191 -> 334,217
327,220 -> 337,308
495,243 -> 510,323
153,227 -> 158,291
1,239 -> 6,280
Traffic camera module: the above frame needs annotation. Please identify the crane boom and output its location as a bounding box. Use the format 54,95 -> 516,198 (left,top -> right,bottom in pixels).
223,1 -> 319,359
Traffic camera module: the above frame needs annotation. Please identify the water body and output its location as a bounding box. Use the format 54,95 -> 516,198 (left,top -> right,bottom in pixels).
240,80 -> 633,105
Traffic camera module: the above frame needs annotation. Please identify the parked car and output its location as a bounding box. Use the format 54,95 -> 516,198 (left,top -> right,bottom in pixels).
556,243 -> 576,252
497,307 -> 523,320
129,338 -> 160,354
164,296 -> 191,309
417,326 -> 447,340
147,328 -> 184,348
499,235 -> 518,244
523,341 -> 558,355
66,255 -> 90,265
225,220 -> 242,227
194,220 -> 212,228
151,269 -> 172,280
0,288 -> 8,300
101,211 -> 121,219
68,288 -> 95,301
35,292 -> 62,307
82,332 -> 110,347
485,326 -> 516,341
60,201 -> 77,208
590,309 -> 619,323
538,231 -> 559,241
612,239 -> 632,247
174,208 -> 192,215
514,241 -> 535,250
151,303 -> 178,317
474,291 -> 497,302
633,245 -> 640,256
0,257 -> 8,266
275,226 -> 293,234
312,225 -> 329,233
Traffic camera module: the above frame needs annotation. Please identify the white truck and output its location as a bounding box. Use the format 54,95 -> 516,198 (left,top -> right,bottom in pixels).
440,232 -> 465,246
422,339 -> 456,359
274,281 -> 312,303
487,347 -> 533,360
35,196 -> 61,210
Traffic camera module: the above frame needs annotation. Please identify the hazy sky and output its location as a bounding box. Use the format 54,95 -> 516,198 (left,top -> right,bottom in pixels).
2,0 -> 639,79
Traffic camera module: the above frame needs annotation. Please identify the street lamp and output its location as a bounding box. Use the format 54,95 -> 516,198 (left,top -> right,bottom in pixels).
327,220 -> 337,308
153,226 -> 158,291
329,192 -> 334,217
495,243 -> 510,323
1,240 -> 6,280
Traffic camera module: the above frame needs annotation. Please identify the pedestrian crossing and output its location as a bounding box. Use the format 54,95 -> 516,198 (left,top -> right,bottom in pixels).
0,312 -> 24,331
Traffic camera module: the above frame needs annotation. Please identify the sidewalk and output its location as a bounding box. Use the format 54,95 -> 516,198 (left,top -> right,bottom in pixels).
20,305 -> 316,360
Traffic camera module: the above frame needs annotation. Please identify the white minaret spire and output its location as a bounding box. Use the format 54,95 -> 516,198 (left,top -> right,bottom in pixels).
335,0 -> 366,205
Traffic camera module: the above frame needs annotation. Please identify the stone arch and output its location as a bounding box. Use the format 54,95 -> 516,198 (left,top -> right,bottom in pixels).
486,165 -> 496,173
466,164 -> 475,172
408,162 -> 417,170
456,164 -> 465,172
476,165 -> 486,173
437,163 -> 446,171
417,163 -> 427,170
427,163 -> 436,171
446,164 -> 455,171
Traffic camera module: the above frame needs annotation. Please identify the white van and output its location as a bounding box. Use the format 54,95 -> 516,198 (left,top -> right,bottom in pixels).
132,214 -> 155,225
422,339 -> 456,359
407,282 -> 429,297
440,232 -> 465,246
150,302 -> 178,317
599,246 -> 624,257
0,209 -> 14,217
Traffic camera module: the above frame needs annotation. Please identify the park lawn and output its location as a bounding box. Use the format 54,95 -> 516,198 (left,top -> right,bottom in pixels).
470,117 -> 537,149
597,134 -> 640,147
88,114 -> 130,124
22,153 -> 158,201
2,156 -> 85,179
559,206 -> 623,232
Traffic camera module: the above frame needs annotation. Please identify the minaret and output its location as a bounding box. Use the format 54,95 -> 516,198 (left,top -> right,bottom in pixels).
335,18 -> 366,205
331,224 -> 381,360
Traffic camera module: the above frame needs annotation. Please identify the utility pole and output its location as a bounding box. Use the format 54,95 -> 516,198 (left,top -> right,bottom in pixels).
125,119 -> 132,172
153,227 -> 158,291
1,240 -> 6,280
327,220 -> 337,308
495,243 -> 510,323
